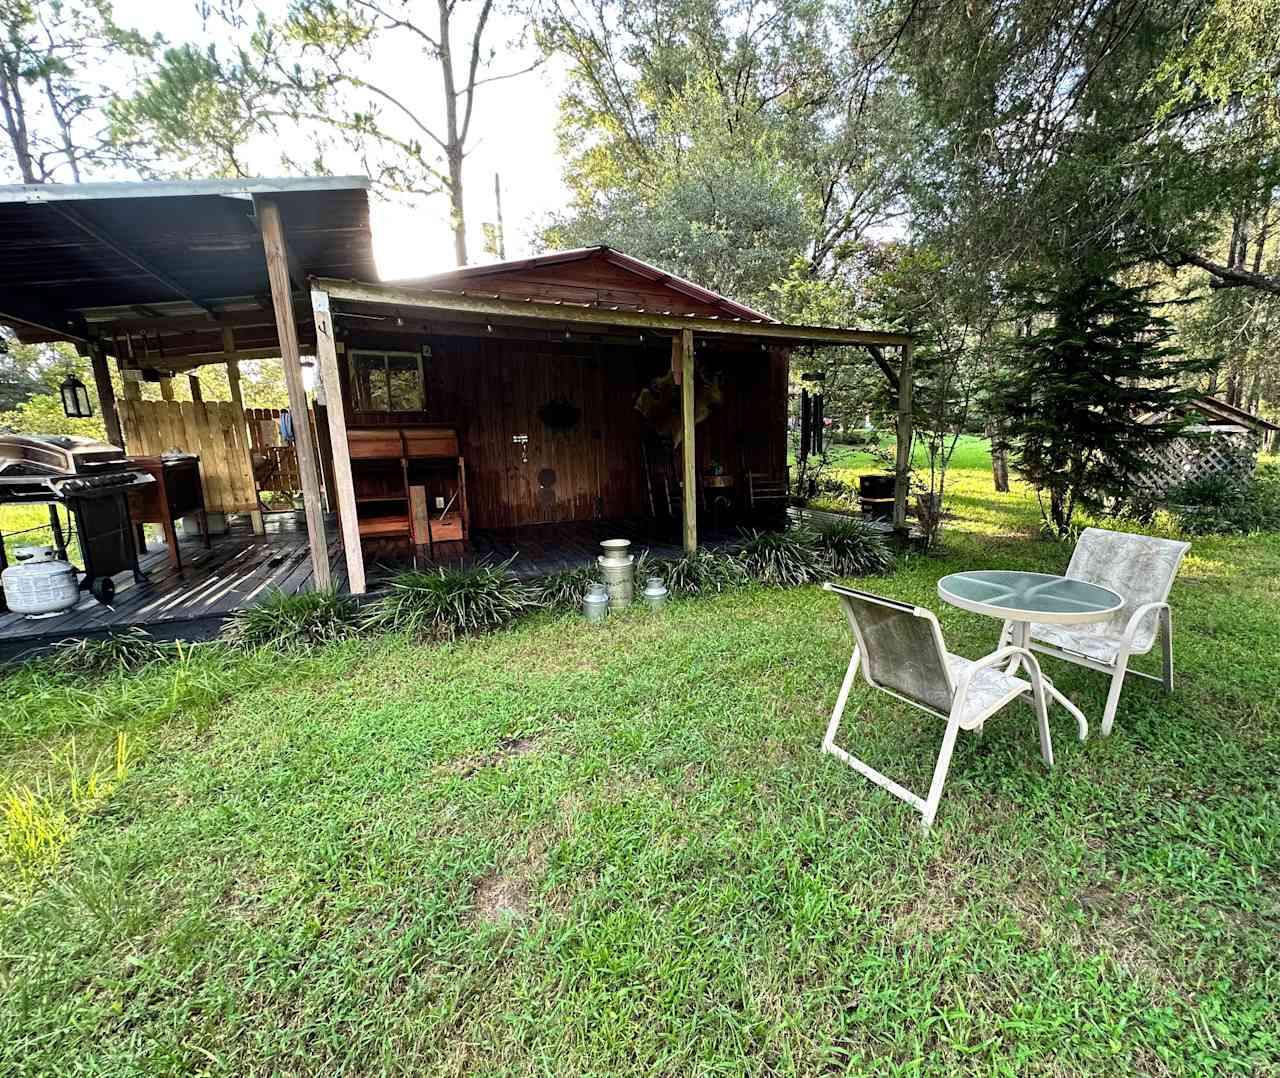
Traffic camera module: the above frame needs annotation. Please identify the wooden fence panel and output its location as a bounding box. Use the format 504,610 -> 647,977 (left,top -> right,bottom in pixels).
119,399 -> 259,514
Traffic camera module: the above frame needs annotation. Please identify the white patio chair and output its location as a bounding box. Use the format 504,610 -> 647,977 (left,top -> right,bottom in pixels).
821,583 -> 1053,829
999,528 -> 1190,737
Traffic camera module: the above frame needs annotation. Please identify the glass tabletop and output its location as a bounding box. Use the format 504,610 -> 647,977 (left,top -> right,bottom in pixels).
937,570 -> 1123,623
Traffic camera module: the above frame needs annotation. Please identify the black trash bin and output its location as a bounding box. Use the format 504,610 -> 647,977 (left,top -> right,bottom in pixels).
858,473 -> 896,521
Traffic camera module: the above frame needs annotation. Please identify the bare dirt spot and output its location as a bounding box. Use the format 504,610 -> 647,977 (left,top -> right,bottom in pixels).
439,735 -> 541,778
472,873 -> 531,924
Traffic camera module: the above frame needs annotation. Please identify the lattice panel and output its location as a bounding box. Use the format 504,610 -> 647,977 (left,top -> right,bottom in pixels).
1129,431 -> 1261,498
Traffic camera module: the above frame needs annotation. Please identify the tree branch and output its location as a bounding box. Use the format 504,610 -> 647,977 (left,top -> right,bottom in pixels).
1171,249 -> 1280,297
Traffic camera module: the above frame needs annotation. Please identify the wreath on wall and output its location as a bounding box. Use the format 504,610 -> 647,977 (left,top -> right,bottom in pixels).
538,396 -> 582,432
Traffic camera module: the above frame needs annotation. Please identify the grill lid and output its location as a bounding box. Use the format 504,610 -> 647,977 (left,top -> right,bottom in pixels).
0,434 -> 125,477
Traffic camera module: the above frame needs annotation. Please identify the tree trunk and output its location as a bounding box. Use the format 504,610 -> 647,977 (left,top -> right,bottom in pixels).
988,418 -> 1010,493
437,0 -> 467,266
0,66 -> 37,184
447,147 -> 466,265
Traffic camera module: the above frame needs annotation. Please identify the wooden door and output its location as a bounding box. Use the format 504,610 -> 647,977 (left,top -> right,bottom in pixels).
502,346 -> 602,526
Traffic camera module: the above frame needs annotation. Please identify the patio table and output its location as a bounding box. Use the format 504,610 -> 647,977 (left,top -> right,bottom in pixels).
937,569 -> 1124,740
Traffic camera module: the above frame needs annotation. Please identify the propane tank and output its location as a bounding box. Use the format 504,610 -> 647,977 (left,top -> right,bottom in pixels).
2,546 -> 80,616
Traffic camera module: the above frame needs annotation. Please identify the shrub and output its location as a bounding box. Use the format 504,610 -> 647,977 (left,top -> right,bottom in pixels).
1165,467 -> 1280,535
657,548 -> 748,597
532,566 -> 597,611
362,560 -> 537,641
813,517 -> 894,576
735,528 -> 827,587
45,627 -> 179,676
224,587 -> 361,650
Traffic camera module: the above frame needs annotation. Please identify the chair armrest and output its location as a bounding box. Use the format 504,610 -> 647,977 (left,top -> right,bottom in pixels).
1120,601 -> 1170,646
967,644 -> 1037,674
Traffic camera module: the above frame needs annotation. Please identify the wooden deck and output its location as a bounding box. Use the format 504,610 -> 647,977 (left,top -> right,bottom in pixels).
0,514 -> 345,662
0,514 -> 758,661
401,517 -> 745,579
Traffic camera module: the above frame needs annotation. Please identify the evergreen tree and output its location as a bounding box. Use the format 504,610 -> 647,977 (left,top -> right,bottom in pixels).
1001,275 -> 1211,535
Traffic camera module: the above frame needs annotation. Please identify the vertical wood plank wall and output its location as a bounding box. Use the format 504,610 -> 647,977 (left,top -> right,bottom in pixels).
118,399 -> 258,514
338,330 -> 787,530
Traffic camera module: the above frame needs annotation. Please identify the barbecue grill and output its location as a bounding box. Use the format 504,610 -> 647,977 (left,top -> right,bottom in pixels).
0,434 -> 153,605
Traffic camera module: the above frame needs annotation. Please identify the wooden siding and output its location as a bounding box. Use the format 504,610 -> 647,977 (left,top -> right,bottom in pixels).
336,329 -> 787,530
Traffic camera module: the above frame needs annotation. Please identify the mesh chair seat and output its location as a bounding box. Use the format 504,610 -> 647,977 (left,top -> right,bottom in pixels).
945,654 -> 1032,728
1028,624 -> 1127,664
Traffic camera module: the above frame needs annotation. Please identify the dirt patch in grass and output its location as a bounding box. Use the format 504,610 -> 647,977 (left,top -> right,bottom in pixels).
471,872 -> 532,925
439,735 -> 542,778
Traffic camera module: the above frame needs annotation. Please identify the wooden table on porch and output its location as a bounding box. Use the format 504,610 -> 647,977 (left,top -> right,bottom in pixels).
128,454 -> 209,575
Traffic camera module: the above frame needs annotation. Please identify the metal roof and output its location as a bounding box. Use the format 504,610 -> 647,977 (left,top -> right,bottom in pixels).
390,245 -> 774,322
314,276 -> 914,349
0,176 -> 375,360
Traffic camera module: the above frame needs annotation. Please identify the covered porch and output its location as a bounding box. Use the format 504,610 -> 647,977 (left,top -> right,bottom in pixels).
0,176 -> 914,650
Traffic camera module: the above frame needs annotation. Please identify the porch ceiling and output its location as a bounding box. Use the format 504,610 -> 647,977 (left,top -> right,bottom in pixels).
0,177 -> 374,366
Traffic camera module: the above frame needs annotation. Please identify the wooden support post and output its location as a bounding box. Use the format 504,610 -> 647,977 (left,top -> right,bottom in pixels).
119,359 -> 141,401
311,288 -> 366,594
158,376 -> 174,401
223,348 -> 265,535
679,328 -> 697,553
258,197 -> 331,589
89,345 -> 123,448
188,374 -> 202,402
893,340 -> 914,533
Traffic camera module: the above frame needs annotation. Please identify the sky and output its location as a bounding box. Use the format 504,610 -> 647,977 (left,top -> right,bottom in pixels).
111,0 -> 572,280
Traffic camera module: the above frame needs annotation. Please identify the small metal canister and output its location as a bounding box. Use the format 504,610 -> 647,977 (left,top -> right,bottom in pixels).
642,575 -> 669,612
582,582 -> 609,622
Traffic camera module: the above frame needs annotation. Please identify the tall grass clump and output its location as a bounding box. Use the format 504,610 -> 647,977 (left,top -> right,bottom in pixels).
363,560 -> 537,641
45,628 -> 178,676
812,517 -> 894,576
735,528 -> 828,587
223,588 -> 361,650
531,566 -> 597,611
658,548 -> 748,597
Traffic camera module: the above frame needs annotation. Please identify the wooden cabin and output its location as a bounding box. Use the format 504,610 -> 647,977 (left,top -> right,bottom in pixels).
325,249 -> 789,552
0,177 -> 913,629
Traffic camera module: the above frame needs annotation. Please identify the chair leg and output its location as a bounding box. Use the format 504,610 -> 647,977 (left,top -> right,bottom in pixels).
822,647 -> 861,754
1024,654 -> 1054,768
920,714 -> 963,830
1159,608 -> 1174,694
1100,655 -> 1130,737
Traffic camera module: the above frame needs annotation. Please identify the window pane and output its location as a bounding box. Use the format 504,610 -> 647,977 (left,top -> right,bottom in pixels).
386,354 -> 423,411
353,353 -> 389,411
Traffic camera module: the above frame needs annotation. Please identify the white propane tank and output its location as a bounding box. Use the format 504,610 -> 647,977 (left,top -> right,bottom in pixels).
1,546 -> 80,616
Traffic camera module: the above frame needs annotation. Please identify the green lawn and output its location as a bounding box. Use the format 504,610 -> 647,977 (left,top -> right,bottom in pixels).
1,447 -> 1278,1074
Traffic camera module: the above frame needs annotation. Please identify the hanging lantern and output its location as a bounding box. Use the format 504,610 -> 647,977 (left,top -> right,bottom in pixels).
59,373 -> 93,418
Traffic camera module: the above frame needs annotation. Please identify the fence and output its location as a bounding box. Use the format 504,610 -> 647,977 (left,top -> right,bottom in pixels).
118,399 -> 258,514
1129,428 -> 1263,499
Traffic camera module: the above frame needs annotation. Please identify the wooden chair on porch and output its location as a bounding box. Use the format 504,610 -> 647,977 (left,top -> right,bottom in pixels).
745,468 -> 790,516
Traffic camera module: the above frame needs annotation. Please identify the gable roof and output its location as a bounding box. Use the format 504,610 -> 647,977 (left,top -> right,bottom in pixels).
389,246 -> 774,322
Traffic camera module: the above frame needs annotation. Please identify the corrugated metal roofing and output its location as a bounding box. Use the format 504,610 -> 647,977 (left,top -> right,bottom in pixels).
0,177 -> 375,350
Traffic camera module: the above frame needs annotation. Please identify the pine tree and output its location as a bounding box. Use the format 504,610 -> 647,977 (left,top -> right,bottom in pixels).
1001,275 -> 1211,535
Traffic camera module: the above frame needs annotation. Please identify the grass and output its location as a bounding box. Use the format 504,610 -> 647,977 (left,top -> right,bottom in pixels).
0,443 -> 1278,1074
